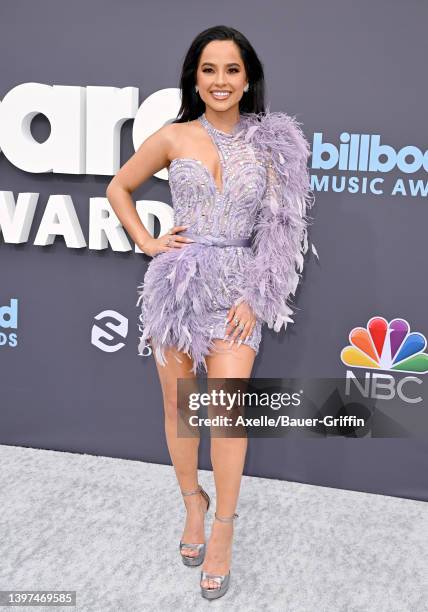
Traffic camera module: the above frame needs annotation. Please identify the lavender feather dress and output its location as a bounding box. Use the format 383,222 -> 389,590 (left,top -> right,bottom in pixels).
136,110 -> 314,375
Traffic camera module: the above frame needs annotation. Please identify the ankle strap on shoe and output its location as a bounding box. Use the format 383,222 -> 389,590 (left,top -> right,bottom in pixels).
181,484 -> 202,497
214,512 -> 239,523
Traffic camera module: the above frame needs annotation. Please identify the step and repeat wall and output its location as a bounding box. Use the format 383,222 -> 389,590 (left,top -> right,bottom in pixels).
1,1 -> 427,501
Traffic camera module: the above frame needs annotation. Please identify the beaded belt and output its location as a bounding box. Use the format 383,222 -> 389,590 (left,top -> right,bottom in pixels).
179,231 -> 252,247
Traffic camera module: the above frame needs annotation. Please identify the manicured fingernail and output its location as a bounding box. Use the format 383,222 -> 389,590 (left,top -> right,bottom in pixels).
224,334 -> 229,341
228,339 -> 234,346
238,339 -> 242,346
187,238 -> 195,242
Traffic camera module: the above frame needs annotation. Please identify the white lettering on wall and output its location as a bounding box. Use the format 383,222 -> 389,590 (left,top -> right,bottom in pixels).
0,82 -> 181,177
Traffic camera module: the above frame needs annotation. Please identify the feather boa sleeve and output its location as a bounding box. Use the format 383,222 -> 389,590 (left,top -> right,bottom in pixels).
234,109 -> 315,332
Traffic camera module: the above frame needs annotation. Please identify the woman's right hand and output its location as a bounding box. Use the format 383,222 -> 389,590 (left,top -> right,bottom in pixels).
140,224 -> 195,258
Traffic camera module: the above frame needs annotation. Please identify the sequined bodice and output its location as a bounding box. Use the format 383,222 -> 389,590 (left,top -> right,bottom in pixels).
167,113 -> 267,239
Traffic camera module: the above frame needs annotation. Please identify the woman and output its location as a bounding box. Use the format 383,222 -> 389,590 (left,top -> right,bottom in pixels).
106,25 -> 313,600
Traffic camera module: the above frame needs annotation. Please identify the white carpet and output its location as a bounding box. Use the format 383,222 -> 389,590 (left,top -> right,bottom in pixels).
0,444 -> 427,612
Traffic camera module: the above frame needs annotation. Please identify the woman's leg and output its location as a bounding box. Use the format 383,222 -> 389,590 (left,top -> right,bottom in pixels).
151,341 -> 207,558
201,340 -> 256,589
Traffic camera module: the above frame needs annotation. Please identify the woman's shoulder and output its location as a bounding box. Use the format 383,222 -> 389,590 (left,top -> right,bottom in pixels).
162,119 -> 201,162
240,108 -> 312,169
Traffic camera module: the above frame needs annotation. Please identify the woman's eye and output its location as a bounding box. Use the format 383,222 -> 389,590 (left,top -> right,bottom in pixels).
202,68 -> 239,73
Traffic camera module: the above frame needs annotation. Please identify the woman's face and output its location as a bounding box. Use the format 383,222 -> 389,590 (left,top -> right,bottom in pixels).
196,40 -> 248,113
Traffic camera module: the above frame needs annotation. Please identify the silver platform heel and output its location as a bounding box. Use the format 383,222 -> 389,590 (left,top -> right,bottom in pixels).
179,484 -> 211,567
200,511 -> 239,600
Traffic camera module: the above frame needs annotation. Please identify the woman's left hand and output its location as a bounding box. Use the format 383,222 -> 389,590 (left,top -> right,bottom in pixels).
224,301 -> 257,345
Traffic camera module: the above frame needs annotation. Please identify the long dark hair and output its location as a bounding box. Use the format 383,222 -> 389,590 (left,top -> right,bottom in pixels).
174,25 -> 266,123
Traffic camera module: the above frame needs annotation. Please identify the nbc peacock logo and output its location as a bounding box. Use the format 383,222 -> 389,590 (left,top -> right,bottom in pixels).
340,316 -> 428,375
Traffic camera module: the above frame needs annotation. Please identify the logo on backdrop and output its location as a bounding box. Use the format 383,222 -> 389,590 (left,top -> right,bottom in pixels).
91,310 -> 128,352
340,316 -> 428,404
312,133 -> 428,198
0,298 -> 18,348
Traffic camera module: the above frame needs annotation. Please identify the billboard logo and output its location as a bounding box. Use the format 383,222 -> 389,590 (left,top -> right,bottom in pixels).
312,133 -> 428,174
0,298 -> 18,348
311,134 -> 428,199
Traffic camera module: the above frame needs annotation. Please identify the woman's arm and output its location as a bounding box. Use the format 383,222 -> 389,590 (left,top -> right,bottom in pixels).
106,123 -> 174,252
234,111 -> 315,333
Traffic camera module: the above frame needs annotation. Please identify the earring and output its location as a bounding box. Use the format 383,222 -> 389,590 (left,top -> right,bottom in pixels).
195,85 -> 199,93
243,83 -> 249,93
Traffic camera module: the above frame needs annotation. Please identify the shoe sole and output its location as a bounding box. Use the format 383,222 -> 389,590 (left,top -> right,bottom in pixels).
200,572 -> 230,599
181,551 -> 205,567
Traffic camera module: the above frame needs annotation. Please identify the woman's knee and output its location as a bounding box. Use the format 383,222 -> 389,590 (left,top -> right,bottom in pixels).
163,396 -> 178,420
